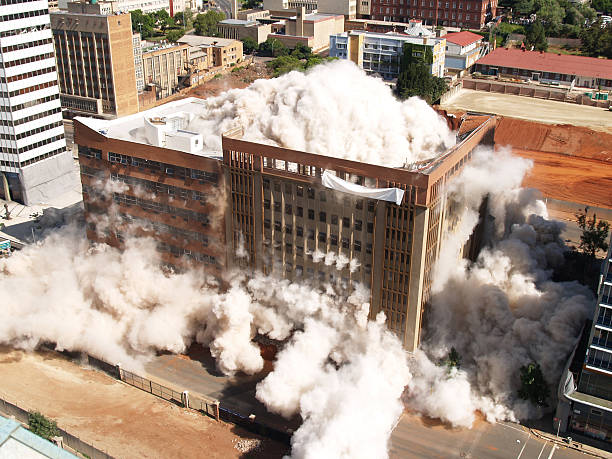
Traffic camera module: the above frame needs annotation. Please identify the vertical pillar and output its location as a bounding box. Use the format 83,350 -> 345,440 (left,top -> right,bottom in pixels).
115,363 -> 123,380
1,172 -> 11,202
181,391 -> 190,408
214,401 -> 220,421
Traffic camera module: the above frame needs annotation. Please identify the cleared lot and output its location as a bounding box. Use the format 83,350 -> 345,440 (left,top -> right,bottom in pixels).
442,89 -> 612,132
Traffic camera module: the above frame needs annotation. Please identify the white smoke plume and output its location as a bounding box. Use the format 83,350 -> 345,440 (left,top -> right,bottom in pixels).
181,60 -> 455,167
403,148 -> 594,427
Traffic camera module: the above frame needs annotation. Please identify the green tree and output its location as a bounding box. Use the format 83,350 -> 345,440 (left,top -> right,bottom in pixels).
131,9 -> 155,38
525,20 -> 548,50
242,0 -> 262,8
576,207 -> 610,258
153,9 -> 175,32
258,37 -> 288,57
241,36 -> 258,54
194,10 -> 226,36
517,362 -> 550,407
166,28 -> 185,42
175,8 -> 194,28
28,411 -> 59,441
291,43 -> 313,60
580,20 -> 612,57
591,0 -> 612,13
268,55 -> 304,76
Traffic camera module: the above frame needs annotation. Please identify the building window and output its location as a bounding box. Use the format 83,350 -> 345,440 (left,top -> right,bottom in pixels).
297,206 -> 303,217
367,222 -> 374,233
285,204 -> 292,215
355,220 -> 363,231
354,241 -> 361,252
307,187 -> 315,199
331,214 -> 338,225
319,211 -> 326,223
318,232 -> 327,243
342,237 -> 350,249
331,234 -> 338,246
297,185 -> 304,197
342,217 -> 350,227
308,209 -> 315,220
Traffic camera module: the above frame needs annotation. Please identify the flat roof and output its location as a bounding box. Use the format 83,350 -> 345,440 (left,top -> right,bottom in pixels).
346,29 -> 445,44
219,18 -> 254,25
0,415 -> 77,458
476,47 -> 612,80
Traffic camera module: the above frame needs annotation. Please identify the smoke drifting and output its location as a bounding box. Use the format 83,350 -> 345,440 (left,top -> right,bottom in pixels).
185,60 -> 455,167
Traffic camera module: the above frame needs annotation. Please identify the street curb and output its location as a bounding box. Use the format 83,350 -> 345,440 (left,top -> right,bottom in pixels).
529,428 -> 612,459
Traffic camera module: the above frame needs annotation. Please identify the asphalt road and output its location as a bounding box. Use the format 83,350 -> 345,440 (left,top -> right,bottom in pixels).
145,348 -> 594,458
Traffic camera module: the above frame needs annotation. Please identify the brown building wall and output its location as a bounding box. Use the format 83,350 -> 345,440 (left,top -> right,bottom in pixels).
107,15 -> 139,117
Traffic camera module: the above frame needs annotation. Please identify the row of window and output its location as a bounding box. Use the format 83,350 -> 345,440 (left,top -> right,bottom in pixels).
1,8 -> 49,22
264,201 -> 374,232
0,109 -> 61,131
376,6 -> 476,18
0,80 -> 58,99
0,94 -> 60,113
1,135 -> 63,155
107,151 -> 218,183
78,146 -> 102,160
3,66 -> 55,84
110,173 -> 206,202
1,0 -> 46,5
2,52 -> 54,69
1,37 -> 53,54
280,263 -> 372,278
119,213 -> 211,247
112,193 -> 210,225
375,0 -> 482,9
19,146 -> 65,167
0,121 -> 61,141
0,23 -> 49,39
157,242 -> 217,265
264,221 -> 371,253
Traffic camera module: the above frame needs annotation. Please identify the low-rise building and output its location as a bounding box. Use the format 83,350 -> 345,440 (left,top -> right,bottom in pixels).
178,35 -> 244,68
237,8 -> 271,20
473,47 -> 612,90
443,30 -> 486,75
329,29 -> 446,79
263,0 -> 317,15
141,42 -> 190,100
269,8 -> 344,52
218,18 -> 273,43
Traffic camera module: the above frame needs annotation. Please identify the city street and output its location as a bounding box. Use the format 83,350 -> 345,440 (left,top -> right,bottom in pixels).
145,348 -> 603,459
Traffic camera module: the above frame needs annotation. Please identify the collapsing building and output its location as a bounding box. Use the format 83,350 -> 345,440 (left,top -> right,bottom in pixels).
74,97 -> 494,351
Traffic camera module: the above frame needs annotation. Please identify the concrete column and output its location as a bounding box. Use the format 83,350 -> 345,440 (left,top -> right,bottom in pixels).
214,401 -> 220,421
0,172 -> 10,202
297,7 -> 305,37
181,390 -> 190,408
115,363 -> 123,380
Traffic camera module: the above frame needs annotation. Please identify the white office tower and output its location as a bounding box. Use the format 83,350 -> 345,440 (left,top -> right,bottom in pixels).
0,0 -> 75,205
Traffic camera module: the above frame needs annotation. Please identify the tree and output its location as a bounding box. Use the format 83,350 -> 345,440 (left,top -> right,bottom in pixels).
241,36 -> 258,54
580,20 -> 612,57
153,9 -> 175,32
258,37 -> 288,57
175,8 -> 194,27
166,28 -> 185,42
131,9 -> 155,38
591,0 -> 612,14
193,10 -> 226,36
268,55 -> 304,76
395,64 -> 447,104
28,411 -> 59,441
576,207 -> 610,258
291,43 -> 312,60
525,20 -> 548,50
517,362 -> 550,407
242,0 -> 262,8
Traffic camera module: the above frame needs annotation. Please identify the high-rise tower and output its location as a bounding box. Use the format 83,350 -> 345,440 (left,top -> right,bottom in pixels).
0,0 -> 75,205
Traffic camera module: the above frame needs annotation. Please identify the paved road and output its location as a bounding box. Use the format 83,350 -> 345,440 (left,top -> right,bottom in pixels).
441,89 -> 612,132
145,349 -> 596,458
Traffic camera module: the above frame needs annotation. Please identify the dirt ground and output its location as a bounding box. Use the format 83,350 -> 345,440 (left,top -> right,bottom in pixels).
441,89 -> 612,132
185,62 -> 273,100
0,348 -> 289,459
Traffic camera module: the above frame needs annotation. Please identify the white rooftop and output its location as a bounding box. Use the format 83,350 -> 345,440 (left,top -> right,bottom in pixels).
178,35 -> 239,48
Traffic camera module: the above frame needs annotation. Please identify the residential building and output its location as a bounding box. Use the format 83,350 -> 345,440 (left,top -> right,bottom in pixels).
269,8 -> 345,52
443,30 -> 486,74
51,1 -> 139,118
345,17 -> 416,33
134,33 -> 144,92
0,415 -> 77,458
0,0 -> 76,205
217,19 -> 272,44
329,29 -> 446,79
141,42 -> 190,100
369,0 -> 497,29
473,47 -> 612,89
74,97 -> 495,351
557,235 -> 612,442
178,35 -> 243,68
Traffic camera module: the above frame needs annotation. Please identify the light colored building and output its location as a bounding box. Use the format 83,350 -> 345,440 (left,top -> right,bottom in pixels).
51,1 -> 139,118
330,29 -> 446,80
74,97 -> 494,351
178,35 -> 243,68
237,8 -> 271,20
263,0 -> 317,15
134,34 -> 145,92
0,415 -> 78,459
443,30 -> 487,74
141,42 -> 190,99
269,8 -> 344,52
317,0 -> 357,18
218,19 -> 272,44
0,0 -> 76,205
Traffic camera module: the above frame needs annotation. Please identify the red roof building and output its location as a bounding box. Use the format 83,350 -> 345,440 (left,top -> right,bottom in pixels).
444,31 -> 486,72
474,47 -> 612,89
444,30 -> 484,46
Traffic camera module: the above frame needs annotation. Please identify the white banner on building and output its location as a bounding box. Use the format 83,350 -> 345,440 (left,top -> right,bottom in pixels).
321,171 -> 405,206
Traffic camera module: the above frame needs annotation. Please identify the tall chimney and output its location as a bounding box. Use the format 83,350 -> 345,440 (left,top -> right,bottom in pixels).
233,0 -> 238,19
297,6 -> 305,37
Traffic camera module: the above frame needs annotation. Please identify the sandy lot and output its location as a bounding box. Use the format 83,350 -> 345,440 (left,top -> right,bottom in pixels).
0,348 -> 288,459
442,89 -> 612,132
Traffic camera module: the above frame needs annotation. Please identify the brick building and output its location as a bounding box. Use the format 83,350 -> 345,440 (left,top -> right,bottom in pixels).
74,97 -> 495,351
369,0 -> 496,29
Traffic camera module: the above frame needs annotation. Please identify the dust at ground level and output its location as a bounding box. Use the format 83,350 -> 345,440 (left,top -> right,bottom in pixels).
0,348 -> 289,459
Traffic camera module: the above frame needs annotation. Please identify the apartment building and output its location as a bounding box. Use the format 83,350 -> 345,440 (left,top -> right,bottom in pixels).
330,29 -> 445,79
263,0 -> 317,15
0,0 -> 75,205
268,8 -> 344,52
443,30 -> 486,74
74,97 -> 495,351
141,42 -> 189,100
217,19 -> 272,44
178,35 -> 243,68
51,1 -> 139,118
133,33 -> 144,93
370,0 -> 496,29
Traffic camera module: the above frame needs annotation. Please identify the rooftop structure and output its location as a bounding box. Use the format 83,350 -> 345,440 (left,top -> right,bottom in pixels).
329,29 -> 446,79
443,30 -> 487,73
268,8 -> 345,52
444,30 -> 483,46
74,98 -> 495,351
404,19 -> 433,37
474,47 -> 612,89
0,415 -> 77,458
218,18 -> 272,43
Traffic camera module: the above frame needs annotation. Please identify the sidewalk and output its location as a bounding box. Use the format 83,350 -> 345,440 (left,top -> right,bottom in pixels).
530,428 -> 612,458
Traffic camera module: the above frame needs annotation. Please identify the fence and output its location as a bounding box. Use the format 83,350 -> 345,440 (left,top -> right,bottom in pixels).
440,81 -> 463,104
0,395 -> 114,459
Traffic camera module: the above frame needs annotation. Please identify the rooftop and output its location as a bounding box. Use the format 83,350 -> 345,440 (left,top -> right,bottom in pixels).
345,29 -> 445,44
219,18 -> 255,25
443,31 -> 483,46
286,12 -> 343,22
0,415 -> 77,458
178,35 -> 239,48
476,47 -> 612,79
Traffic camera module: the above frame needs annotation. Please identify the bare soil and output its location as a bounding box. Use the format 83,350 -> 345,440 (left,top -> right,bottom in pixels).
185,62 -> 273,100
0,348 -> 288,459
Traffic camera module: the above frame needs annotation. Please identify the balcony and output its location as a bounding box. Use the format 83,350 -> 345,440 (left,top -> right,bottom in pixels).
590,337 -> 612,353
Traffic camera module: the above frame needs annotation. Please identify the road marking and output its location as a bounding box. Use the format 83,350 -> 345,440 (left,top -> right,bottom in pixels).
546,444 -> 558,459
537,441 -> 548,459
496,421 -> 527,434
516,433 -> 530,459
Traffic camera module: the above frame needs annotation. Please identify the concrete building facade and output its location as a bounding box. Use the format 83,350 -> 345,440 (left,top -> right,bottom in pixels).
369,0 -> 496,29
0,0 -> 76,205
74,97 -> 494,351
217,19 -> 272,44
443,30 -> 486,73
51,2 -> 139,118
178,35 -> 243,68
268,9 -> 344,52
330,29 -> 446,79
141,42 -> 189,100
